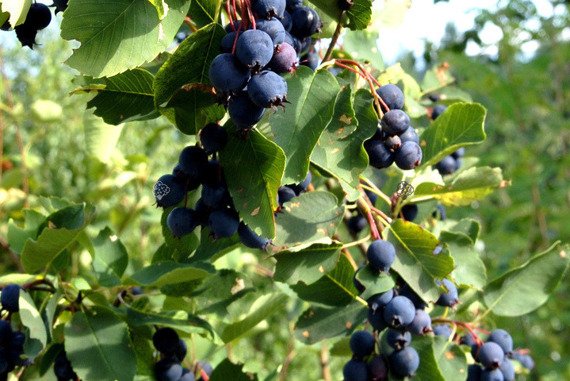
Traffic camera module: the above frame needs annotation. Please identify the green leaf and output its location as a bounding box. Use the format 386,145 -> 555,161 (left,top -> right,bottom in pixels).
221,293 -> 288,343
19,291 -> 47,355
311,88 -> 377,201
125,306 -> 215,338
21,204 -> 94,273
419,103 -> 487,167
345,0 -> 373,31
354,266 -> 395,300
294,302 -> 367,345
412,167 -> 505,206
30,100 -> 63,123
387,219 -> 455,303
74,68 -> 159,125
1,0 -> 31,27
210,359 -> 258,381
191,227 -> 240,263
291,255 -> 359,306
154,23 -> 226,134
342,30 -> 383,70
65,307 -> 136,381
413,335 -> 468,381
129,261 -> 211,287
148,0 -> 168,19
273,191 -> 344,250
447,242 -> 486,290
61,0 -> 191,77
259,67 -> 339,183
273,243 -> 342,285
420,64 -> 456,95
483,242 -> 569,316
91,227 -> 129,287
219,126 -> 285,239
307,0 -> 341,22
189,0 -> 222,28
84,118 -> 124,164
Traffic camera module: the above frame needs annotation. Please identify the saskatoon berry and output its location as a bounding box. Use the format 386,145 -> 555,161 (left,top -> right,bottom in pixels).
388,346 -> 420,378
280,10 -> 292,31
220,31 -> 239,53
367,355 -> 388,380
338,0 -> 354,11
290,6 -> 322,39
208,53 -> 250,93
435,155 -> 458,175
408,309 -> 432,335
367,308 -> 387,332
366,240 -> 396,273
512,353 -> 534,370
365,140 -> 394,169
1,284 -> 21,312
384,135 -> 401,152
179,146 -> 209,181
380,109 -> 410,136
152,327 -> 180,355
399,126 -> 419,144
201,160 -> 225,187
367,289 -> 394,313
201,185 -> 229,209
209,209 -> 239,238
376,84 -> 404,111
347,215 -> 367,234
488,329 -> 513,354
349,330 -> 375,359
478,342 -> 505,369
256,18 -> 287,45
432,324 -> 453,339
342,359 -> 368,381
452,147 -> 465,159
481,368 -> 504,381
286,0 -> 303,12
155,359 -> 184,381
179,371 -> 195,381
288,172 -> 312,195
200,123 -> 228,154
435,279 -> 459,307
15,25 -> 37,49
26,3 -> 52,30
400,204 -> 418,221
252,0 -> 286,19
0,320 -> 11,343
431,104 -> 447,120
499,359 -> 515,381
167,208 -> 198,238
248,71 -> 288,108
386,328 -> 411,350
278,186 -> 297,206
398,283 -> 427,310
238,222 -> 270,249
228,92 -> 265,129
1,19 -> 11,31
269,42 -> 297,73
54,350 -> 78,381
175,338 -> 187,362
236,29 -> 274,69
365,189 -> 378,205
51,0 -> 69,14
394,141 -> 422,170
197,361 -> 214,376
300,48 -> 320,71
224,20 -> 241,33
383,296 -> 416,328
466,364 -> 483,381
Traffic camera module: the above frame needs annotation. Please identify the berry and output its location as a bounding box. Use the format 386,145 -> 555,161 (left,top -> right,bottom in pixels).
481,368 -> 504,381
228,92 -> 265,129
388,346 -> 419,378
248,71 -> 288,108
286,0 -> 303,11
394,141 -> 422,170
178,145 -> 209,181
380,110 -> 410,136
197,361 -> 214,376
466,364 -> 483,381
1,20 -> 11,31
152,328 -> 180,355
366,240 -> 396,273
347,215 -> 367,234
376,84 -> 404,111
54,350 -> 78,381
488,329 -> 513,354
153,175 -> 187,208
386,329 -> 411,350
383,135 -> 401,151
1,284 -> 21,312
398,283 -> 427,310
236,29 -> 274,69
383,296 -> 416,328
435,155 -> 458,175
342,359 -> 368,381
349,330 -> 375,359
290,172 -> 312,194
278,186 -> 297,205
220,31 -> 239,52
280,10 -> 292,31
408,309 -> 432,335
499,359 -> 515,381
201,185 -> 229,209
238,222 -> 270,249
290,6 -> 322,39
155,359 -> 184,381
26,3 -> 52,30
200,123 -> 228,154
252,0 -> 286,19
435,279 -> 459,307
367,308 -> 387,332
512,353 -> 534,369
478,342 -> 505,369
209,209 -> 239,238
51,0 -> 69,14
400,204 -> 418,221
431,104 -> 447,120
175,339 -> 187,362
367,355 -> 388,381
209,53 -> 250,93
300,48 -> 319,70
269,42 -> 297,73
15,25 -> 38,49
399,126 -> 419,144
367,289 -> 394,313
452,147 -> 465,159
432,324 -> 453,339
256,18 -> 287,45
179,371 -> 196,381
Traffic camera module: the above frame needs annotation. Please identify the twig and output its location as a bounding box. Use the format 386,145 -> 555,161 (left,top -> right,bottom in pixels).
323,14 -> 345,62
320,342 -> 332,381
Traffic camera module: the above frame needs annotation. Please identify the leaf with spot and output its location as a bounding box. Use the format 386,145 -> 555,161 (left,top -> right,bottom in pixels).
91,227 -> 129,287
273,243 -> 342,285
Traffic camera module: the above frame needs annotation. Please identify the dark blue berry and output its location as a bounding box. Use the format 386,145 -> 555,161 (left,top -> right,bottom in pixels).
152,328 -> 180,355
435,155 -> 458,175
488,329 -> 513,354
252,0 -> 286,19
200,123 -> 228,154
499,359 -> 515,381
381,110 -> 410,136
478,342 -> 505,369
386,329 -> 411,350
1,284 -> 21,312
399,126 -> 419,144
236,29 -> 274,69
349,330 -> 375,359
366,240 -> 396,273
388,346 -> 419,378
481,368 -> 504,381
383,296 -> 415,328
209,53 -> 250,93
431,104 -> 447,120
394,141 -> 422,170
401,204 -> 418,221
367,355 -> 388,380
376,84 -> 404,111
238,222 -> 270,249
167,207 -> 198,238
342,359 -> 368,381
209,209 -> 239,238
290,6 -> 322,39
248,71 -> 288,108
155,359 -> 184,381
408,309 -> 432,335
228,92 -> 265,129
435,279 -> 459,307
256,18 -> 287,44
269,42 -> 297,73
433,324 -> 453,339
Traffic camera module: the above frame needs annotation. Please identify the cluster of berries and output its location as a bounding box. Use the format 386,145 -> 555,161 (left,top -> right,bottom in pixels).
153,123 -> 269,250
344,240 -> 460,380
364,84 -> 423,171
208,0 -> 322,129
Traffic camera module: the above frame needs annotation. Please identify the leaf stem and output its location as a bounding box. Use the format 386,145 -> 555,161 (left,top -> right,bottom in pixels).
356,197 -> 380,240
323,14 -> 345,63
342,234 -> 371,249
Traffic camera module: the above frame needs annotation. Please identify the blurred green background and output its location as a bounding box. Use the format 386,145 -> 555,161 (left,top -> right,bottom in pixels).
0,0 -> 568,380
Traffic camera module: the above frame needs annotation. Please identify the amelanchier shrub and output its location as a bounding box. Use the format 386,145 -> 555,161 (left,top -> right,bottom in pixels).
0,0 -> 567,380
